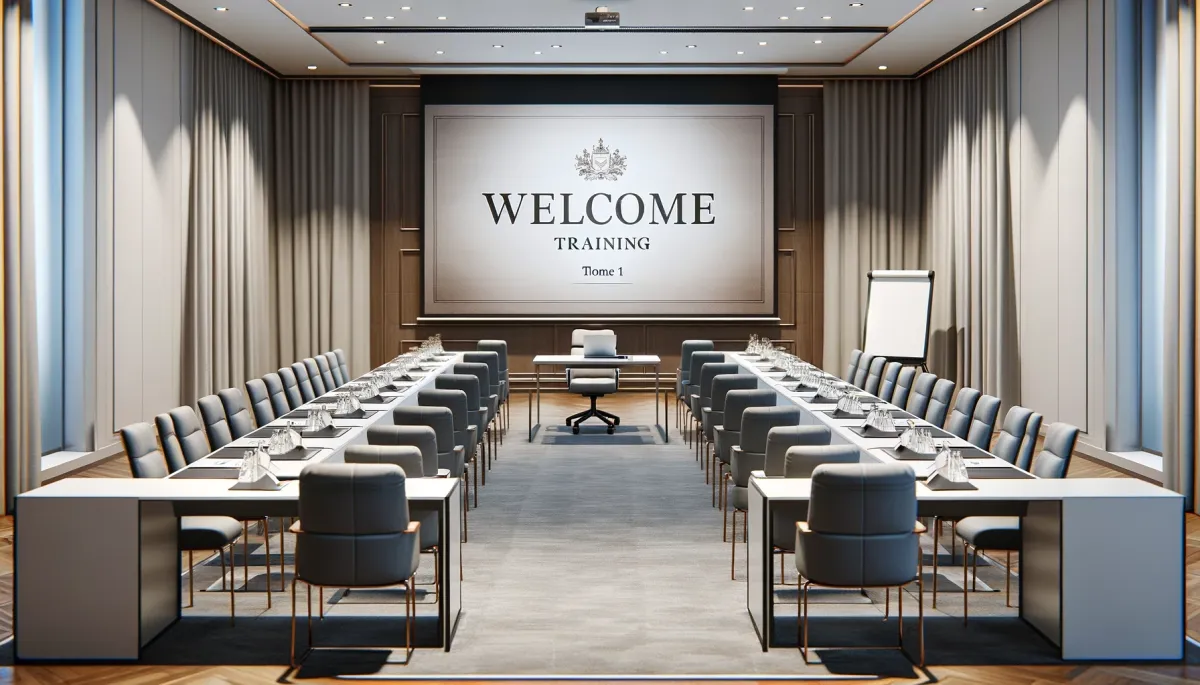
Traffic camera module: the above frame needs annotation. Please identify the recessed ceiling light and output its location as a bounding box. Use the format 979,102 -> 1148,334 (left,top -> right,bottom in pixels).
972,6 -> 986,10
878,65 -> 888,70
437,16 -> 446,20
214,6 -> 227,11
385,15 -> 394,19
534,51 -> 542,55
850,2 -> 863,6
822,15 -> 832,19
736,50 -> 745,55
376,39 -> 385,44
338,2 -> 351,6
307,65 -> 318,70
686,44 -> 697,48
551,44 -> 562,48
780,15 -> 788,20
401,6 -> 410,10
364,15 -> 373,19
493,44 -> 503,48
759,41 -> 768,46
795,5 -> 806,9
660,50 -> 668,54
743,6 -> 753,10
435,50 -> 444,54
813,39 -> 822,44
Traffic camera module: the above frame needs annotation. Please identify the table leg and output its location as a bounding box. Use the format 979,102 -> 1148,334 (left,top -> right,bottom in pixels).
656,364 -> 667,443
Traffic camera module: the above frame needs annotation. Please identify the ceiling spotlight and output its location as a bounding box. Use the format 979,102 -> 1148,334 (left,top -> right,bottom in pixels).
813,39 -> 822,44
493,44 -> 503,48
660,50 -> 668,54
743,6 -> 753,10
214,6 -> 227,11
736,50 -> 745,55
758,41 -> 768,46
972,5 -> 986,10
437,15 -> 446,20
337,2 -> 351,6
385,16 -> 394,19
534,51 -> 542,54
401,6 -> 410,10
551,44 -> 562,48
435,50 -> 444,54
850,2 -> 863,6
364,15 -> 373,19
796,5 -> 806,9
307,65 -> 318,69
780,15 -> 788,20
376,39 -> 385,44
878,65 -> 888,70
686,44 -> 697,48
822,15 -> 832,19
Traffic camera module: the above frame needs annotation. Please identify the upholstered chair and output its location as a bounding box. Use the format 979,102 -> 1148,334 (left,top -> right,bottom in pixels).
991,406 -> 1043,471
703,374 -> 758,502
943,388 -> 982,441
862,356 -> 888,396
263,372 -> 292,416
418,389 -> 478,508
303,358 -> 327,396
713,389 -> 776,513
245,378 -> 275,427
844,349 -> 863,383
878,362 -> 903,403
394,404 -> 469,540
852,353 -> 875,389
691,362 -> 740,462
770,443 -> 858,586
278,367 -> 305,409
477,340 -> 511,428
324,351 -> 345,386
726,406 -> 802,573
905,372 -> 939,418
677,340 -> 715,430
924,379 -> 956,427
333,348 -> 350,382
215,387 -> 253,438
684,351 -> 726,447
454,362 -> 496,461
436,373 -> 488,486
965,394 -> 1002,450
292,362 -> 317,402
198,394 -> 234,449
891,367 -> 917,410
314,355 -> 338,391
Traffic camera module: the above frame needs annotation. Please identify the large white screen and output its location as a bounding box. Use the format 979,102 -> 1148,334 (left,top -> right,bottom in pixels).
423,104 -> 774,316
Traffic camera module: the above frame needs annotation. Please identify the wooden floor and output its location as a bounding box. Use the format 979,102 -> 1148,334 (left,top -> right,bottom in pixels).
1,392 -> 1197,684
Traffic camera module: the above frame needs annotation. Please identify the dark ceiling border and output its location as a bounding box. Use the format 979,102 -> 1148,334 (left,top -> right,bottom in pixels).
915,0 -> 1050,77
148,0 -> 283,78
309,26 -> 889,34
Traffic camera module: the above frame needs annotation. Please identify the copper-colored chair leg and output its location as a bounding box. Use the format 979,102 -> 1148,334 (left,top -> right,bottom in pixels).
963,542 -> 970,624
1005,551 -> 1012,607
932,519 -> 939,609
730,509 -> 738,579
319,586 -> 324,619
187,551 -> 195,608
264,518 -> 273,609
242,521 -> 250,587
226,545 -> 235,625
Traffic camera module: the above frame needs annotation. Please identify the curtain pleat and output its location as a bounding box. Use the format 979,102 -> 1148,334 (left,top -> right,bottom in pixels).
272,80 -> 371,377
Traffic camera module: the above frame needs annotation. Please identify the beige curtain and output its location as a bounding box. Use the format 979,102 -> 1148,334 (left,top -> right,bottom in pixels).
822,80 -> 926,375
923,37 -> 1018,403
273,80 -> 371,377
1,0 -> 40,510
182,33 -> 274,401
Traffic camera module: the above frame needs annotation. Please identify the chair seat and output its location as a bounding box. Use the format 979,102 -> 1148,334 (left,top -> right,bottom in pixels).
730,486 -> 748,511
180,515 -> 242,550
956,515 -> 1020,550
570,377 -> 617,394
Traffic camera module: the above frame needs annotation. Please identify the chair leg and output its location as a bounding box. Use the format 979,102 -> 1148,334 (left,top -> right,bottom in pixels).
220,544 -> 228,591
462,477 -> 469,542
932,518 -> 939,609
897,581 -> 903,643
187,550 -> 195,608
800,581 -> 810,663
730,509 -> 737,579
290,574 -> 298,668
1005,551 -> 1012,607
242,521 -> 250,588
722,476 -> 730,542
264,518 -> 273,609
226,545 -> 235,625
972,547 -> 979,591
963,542 -> 970,624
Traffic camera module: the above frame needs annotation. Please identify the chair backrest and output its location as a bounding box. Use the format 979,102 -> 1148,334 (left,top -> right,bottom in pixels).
121,422 -> 172,478
783,444 -> 860,478
862,356 -> 887,395
891,367 -> 917,409
170,406 -> 212,464
245,378 -> 275,427
738,406 -> 803,454
418,389 -> 470,435
801,462 -> 918,587
304,358 -> 327,395
1017,411 -> 1044,471
943,387 -> 982,440
992,405 -> 1036,465
392,406 -> 456,459
878,362 -> 902,402
324,351 -> 345,386
905,372 -> 938,417
698,363 -> 740,403
679,340 -> 715,381
462,351 -> 501,396
262,372 -> 291,417
294,361 -> 319,399
315,355 -> 337,391
477,340 -> 509,380
764,425 -> 832,476
345,444 -> 425,477
453,362 -> 491,407
154,413 -> 186,472
436,374 -> 483,426
296,463 -> 415,587
197,394 -> 233,449
965,393 -> 1001,450
924,378 -> 956,426
278,367 -> 304,409
711,375 -> 758,412
367,424 -> 440,477
219,388 -> 254,438
844,349 -> 863,382
687,352 -> 726,392
1030,422 -> 1079,479
721,389 -> 777,431
570,328 -> 615,354
333,348 -> 350,382
852,353 -> 874,389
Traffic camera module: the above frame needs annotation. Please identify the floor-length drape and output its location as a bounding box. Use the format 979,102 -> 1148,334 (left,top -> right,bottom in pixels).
1,0 -> 40,510
273,80 -> 370,377
183,32 -> 274,401
923,37 -> 1018,403
822,80 -> 925,375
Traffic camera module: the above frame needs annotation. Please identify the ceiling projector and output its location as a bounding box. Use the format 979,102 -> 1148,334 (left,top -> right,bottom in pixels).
584,6 -> 620,28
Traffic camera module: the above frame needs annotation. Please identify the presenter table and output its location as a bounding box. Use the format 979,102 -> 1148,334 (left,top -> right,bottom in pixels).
15,354 -> 465,662
730,353 -> 1184,661
529,355 -> 665,442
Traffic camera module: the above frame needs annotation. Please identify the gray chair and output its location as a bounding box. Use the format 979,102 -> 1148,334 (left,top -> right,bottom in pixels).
924,379 -> 956,427
956,422 -> 1079,618
764,425 -> 834,476
246,378 -> 275,427
844,349 -> 863,383
155,413 -> 186,472
564,329 -> 620,434
218,388 -> 254,439
397,403 -> 469,547
292,361 -> 317,401
852,353 -> 875,389
677,340 -> 715,431
120,422 -> 241,617
891,367 -> 917,410
477,340 -> 510,429
770,443 -> 857,585
291,463 -> 419,667
943,388 -> 982,441
905,372 -> 938,418
727,406 -> 802,571
463,350 -> 503,444
418,389 -> 478,509
324,351 -> 345,387
436,374 -> 487,488
367,425 -> 441,479
862,356 -> 888,396
454,362 -> 498,459
703,374 -> 758,503
278,367 -> 305,409
304,358 -> 327,396
796,463 -> 924,665
198,394 -> 234,449
991,406 -> 1043,470
965,393 -> 1002,450
169,406 -> 211,464
685,351 -> 726,447
315,355 -> 338,391
333,348 -> 350,383
691,362 -> 740,462
263,372 -> 292,417
878,362 -> 903,403
713,389 -> 776,513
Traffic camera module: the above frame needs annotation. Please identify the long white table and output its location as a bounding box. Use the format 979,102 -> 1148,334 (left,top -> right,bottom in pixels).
732,353 -> 1185,661
15,354 -> 465,662
529,354 -> 665,442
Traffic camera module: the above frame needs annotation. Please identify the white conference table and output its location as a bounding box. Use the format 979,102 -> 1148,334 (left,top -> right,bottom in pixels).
732,352 -> 1185,662
14,354 -> 466,662
529,354 -> 665,442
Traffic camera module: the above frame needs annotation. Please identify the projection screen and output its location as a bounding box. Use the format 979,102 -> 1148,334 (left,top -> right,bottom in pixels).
423,104 -> 774,316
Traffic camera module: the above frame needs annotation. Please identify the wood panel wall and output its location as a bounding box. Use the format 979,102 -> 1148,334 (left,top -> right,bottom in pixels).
369,84 -> 823,386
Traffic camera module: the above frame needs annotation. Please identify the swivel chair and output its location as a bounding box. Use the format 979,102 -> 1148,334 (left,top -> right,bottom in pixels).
565,329 -> 620,434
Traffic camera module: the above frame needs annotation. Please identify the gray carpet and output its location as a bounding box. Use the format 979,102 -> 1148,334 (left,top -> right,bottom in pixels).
131,401 -> 1056,677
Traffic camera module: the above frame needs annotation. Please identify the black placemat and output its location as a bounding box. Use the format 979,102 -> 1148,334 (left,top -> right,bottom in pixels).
280,408 -> 381,420
826,408 -> 914,421
880,445 -> 992,461
848,425 -> 904,438
245,425 -> 350,440
170,467 -> 241,479
204,445 -> 323,462
801,394 -> 840,405
962,466 -> 1035,480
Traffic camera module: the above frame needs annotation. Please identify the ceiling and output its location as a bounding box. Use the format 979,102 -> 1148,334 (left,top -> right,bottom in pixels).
159,0 -> 1041,78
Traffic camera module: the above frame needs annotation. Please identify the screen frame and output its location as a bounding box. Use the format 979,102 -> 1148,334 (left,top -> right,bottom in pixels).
419,75 -> 779,320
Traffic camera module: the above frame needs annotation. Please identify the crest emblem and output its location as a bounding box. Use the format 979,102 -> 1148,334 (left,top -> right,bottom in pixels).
575,138 -> 627,181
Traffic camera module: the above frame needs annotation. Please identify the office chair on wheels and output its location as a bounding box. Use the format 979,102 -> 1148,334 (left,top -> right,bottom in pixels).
565,329 -> 620,434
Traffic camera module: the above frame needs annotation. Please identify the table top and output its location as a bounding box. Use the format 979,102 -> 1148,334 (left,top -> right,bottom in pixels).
532,354 -> 661,365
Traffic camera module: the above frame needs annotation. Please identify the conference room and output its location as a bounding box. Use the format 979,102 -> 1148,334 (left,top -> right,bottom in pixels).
0,0 -> 1196,682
